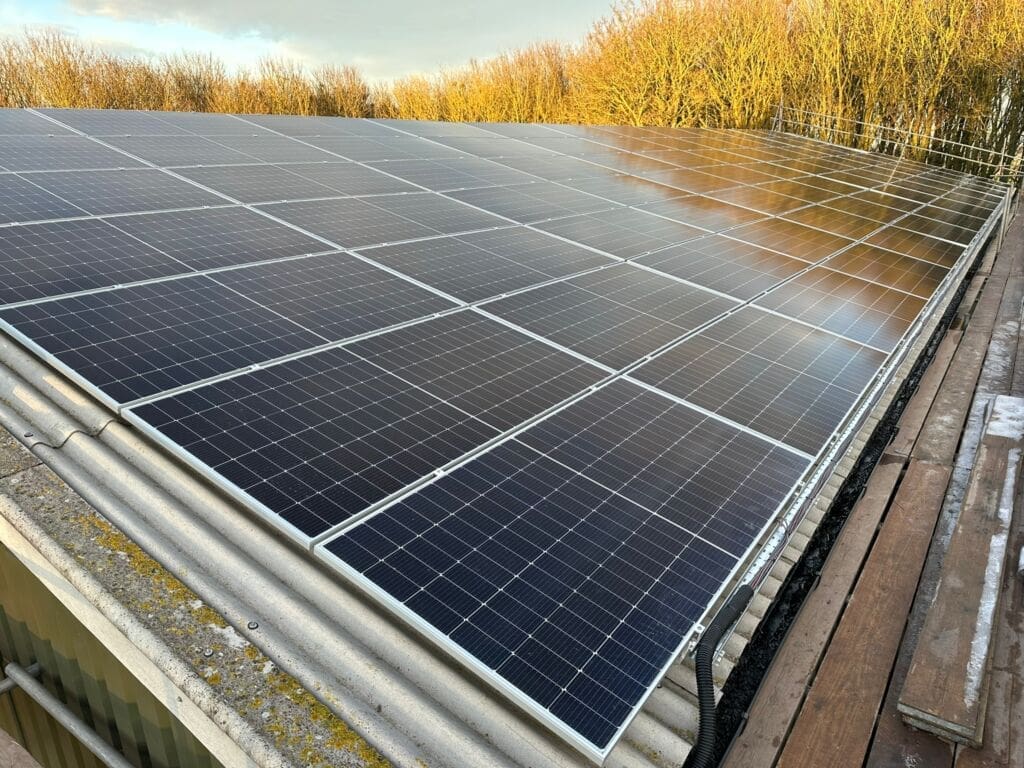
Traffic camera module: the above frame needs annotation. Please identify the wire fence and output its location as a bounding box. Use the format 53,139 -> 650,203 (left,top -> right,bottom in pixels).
772,105 -> 1023,191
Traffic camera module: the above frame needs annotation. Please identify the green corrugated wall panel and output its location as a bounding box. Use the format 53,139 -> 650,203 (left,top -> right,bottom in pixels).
0,542 -> 223,768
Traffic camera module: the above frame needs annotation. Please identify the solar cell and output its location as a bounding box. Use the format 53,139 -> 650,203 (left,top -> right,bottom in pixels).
109,206 -> 326,270
0,175 -> 85,224
364,157 -> 535,191
23,169 -> 225,215
631,307 -> 887,454
36,107 -> 190,136
304,135 -> 464,162
321,379 -> 808,753
363,227 -> 614,302
275,161 -> 421,196
130,311 -> 605,537
0,275 -> 323,403
0,218 -> 189,305
239,114 -> 399,137
483,264 -> 738,368
754,266 -> 926,351
205,135 -> 340,164
781,204 -> 884,240
260,193 -> 505,249
175,163 -> 344,203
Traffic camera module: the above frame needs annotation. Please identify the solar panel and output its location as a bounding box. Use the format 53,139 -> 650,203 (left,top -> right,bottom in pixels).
0,108 -> 1007,762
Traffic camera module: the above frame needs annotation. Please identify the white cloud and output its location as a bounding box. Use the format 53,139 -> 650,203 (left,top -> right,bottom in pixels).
63,0 -> 608,79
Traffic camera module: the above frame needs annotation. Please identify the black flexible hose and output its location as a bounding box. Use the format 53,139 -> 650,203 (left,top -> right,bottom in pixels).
688,583 -> 754,768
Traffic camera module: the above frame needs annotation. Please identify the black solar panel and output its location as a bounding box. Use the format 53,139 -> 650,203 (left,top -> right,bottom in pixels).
635,235 -> 806,300
754,266 -> 926,351
0,108 -> 1007,761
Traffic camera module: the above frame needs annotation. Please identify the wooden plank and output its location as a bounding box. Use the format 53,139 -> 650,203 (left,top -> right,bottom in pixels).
898,397 -> 1024,745
888,331 -> 963,458
914,332 -> 992,466
721,457 -> 906,768
775,460 -> 952,768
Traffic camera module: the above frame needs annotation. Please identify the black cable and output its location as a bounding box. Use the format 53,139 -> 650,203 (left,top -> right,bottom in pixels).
687,583 -> 754,768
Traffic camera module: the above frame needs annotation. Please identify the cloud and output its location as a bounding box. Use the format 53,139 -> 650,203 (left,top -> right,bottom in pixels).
64,0 -> 606,79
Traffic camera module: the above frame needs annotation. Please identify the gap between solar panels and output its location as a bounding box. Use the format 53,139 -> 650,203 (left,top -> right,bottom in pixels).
0,106 -> 1013,763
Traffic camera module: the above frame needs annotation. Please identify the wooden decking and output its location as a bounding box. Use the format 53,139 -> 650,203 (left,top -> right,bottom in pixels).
722,209 -> 1024,768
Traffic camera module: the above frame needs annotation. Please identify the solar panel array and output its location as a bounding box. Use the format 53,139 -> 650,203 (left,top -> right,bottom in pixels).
0,106 -> 1007,760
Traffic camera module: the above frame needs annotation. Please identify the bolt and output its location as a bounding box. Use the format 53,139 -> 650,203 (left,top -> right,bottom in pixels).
202,648 -> 213,658
247,621 -> 259,630
23,433 -> 33,438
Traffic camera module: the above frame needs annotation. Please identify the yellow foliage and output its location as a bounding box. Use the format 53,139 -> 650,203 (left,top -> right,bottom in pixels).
0,0 -> 1021,176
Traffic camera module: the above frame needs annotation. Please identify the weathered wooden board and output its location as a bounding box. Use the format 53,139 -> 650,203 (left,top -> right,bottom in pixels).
898,396 -> 1024,745
775,460 -> 952,768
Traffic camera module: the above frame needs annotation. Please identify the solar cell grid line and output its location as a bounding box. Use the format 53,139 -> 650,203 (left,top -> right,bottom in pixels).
628,306 -> 887,455
863,226 -> 966,267
720,217 -> 854,263
780,204 -> 887,241
481,263 -> 740,370
892,213 -> 977,245
0,217 -> 195,306
126,310 -> 608,540
318,378 -> 811,757
358,226 -> 617,303
753,266 -> 927,352
0,274 -> 327,405
21,168 -> 226,216
704,185 -> 815,216
0,174 -> 86,225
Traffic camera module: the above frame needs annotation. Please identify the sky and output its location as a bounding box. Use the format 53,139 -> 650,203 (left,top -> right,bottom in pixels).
0,0 -> 612,81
